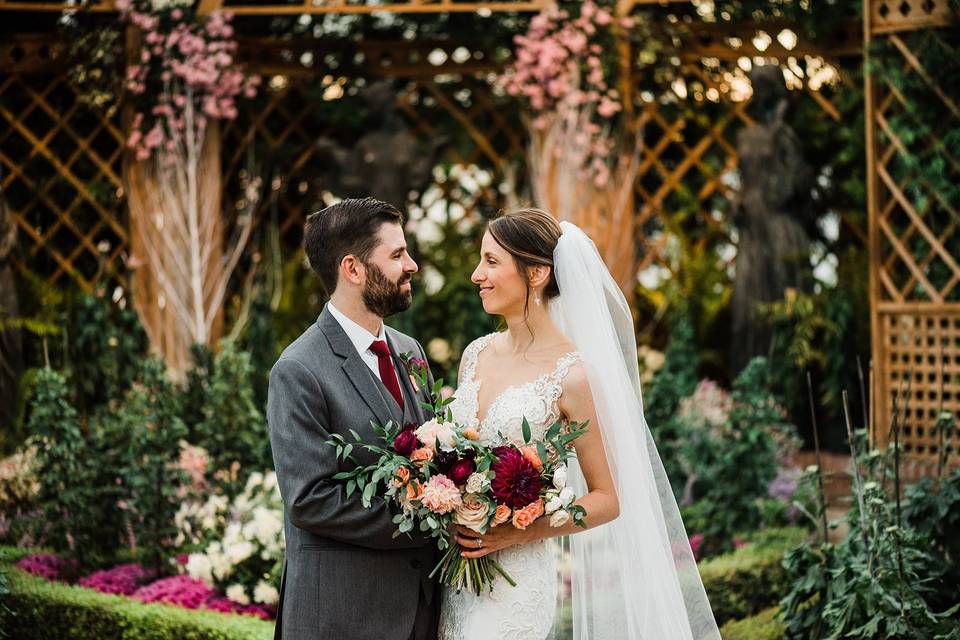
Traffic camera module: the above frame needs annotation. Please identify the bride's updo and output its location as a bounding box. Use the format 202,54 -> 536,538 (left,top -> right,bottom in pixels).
487,208 -> 562,308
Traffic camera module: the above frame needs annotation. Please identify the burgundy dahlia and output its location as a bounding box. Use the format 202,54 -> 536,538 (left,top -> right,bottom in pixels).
490,446 -> 542,509
393,429 -> 417,457
448,458 -> 475,485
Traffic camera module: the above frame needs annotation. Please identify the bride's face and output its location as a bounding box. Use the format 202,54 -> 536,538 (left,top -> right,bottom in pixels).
471,231 -> 529,315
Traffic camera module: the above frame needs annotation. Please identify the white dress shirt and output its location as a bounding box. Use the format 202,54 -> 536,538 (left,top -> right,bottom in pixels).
327,301 -> 387,382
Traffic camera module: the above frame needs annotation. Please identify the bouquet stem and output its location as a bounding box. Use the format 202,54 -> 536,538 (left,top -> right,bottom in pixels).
430,544 -> 516,595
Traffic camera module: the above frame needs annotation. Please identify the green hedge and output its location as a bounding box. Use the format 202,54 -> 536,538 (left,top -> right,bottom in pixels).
720,606 -> 785,640
699,527 -> 808,626
0,548 -> 274,640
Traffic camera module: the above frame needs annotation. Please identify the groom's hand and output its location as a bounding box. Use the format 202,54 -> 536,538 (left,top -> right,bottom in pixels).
453,524 -> 539,559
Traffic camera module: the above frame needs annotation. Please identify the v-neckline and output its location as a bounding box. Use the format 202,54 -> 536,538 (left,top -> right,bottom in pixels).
468,334 -> 575,426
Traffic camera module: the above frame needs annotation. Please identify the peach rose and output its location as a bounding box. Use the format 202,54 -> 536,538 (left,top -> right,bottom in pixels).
395,467 -> 411,485
512,499 -> 544,530
520,446 -> 543,471
406,479 -> 423,502
411,447 -> 434,466
463,428 -> 481,441
453,494 -> 490,533
491,504 -> 512,527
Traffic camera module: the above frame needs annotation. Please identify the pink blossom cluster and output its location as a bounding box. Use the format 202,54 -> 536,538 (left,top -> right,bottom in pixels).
498,1 -> 634,184
176,442 -> 210,497
206,596 -> 275,620
132,574 -> 214,609
15,553 -> 74,581
78,563 -> 155,596
117,0 -> 260,161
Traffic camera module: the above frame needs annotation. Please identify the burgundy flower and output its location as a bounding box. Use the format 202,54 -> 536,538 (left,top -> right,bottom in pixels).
402,422 -> 418,432
448,458 -> 476,485
490,446 -> 542,509
393,430 -> 417,457
435,449 -> 457,473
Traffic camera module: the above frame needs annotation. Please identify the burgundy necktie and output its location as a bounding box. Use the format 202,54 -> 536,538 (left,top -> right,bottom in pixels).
369,340 -> 404,411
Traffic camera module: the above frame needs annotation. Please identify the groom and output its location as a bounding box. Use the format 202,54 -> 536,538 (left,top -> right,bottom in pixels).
268,197 -> 438,640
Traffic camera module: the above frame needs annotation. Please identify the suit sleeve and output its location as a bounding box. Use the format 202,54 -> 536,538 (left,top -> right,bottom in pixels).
267,357 -> 427,551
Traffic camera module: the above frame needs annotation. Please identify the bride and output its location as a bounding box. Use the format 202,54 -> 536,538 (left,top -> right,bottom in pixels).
437,209 -> 720,640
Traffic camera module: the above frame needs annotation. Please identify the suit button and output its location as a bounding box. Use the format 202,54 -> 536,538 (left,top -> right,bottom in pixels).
410,559 -> 422,570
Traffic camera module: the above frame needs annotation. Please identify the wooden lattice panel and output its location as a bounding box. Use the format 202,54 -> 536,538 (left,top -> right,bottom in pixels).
876,311 -> 960,462
0,71 -> 127,292
866,1 -> 960,464
871,0 -> 955,34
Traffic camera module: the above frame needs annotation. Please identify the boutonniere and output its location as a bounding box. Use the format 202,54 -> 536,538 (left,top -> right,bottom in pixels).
398,350 -> 429,393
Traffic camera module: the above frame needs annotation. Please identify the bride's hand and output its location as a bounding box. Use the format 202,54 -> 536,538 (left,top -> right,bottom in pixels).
453,524 -> 538,559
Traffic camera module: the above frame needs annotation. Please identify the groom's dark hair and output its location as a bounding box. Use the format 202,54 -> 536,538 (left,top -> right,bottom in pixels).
303,197 -> 404,294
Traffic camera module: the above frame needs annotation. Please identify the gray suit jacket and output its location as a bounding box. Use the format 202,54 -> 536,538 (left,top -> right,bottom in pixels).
268,305 -> 438,640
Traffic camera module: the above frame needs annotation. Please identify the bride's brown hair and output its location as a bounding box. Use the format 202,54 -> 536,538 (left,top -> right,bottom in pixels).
487,208 -> 562,326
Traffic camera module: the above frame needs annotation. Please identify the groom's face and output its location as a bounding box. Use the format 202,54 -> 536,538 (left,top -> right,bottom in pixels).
359,222 -> 418,318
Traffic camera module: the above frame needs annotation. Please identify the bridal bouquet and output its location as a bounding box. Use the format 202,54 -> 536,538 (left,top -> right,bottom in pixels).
327,357 -> 588,595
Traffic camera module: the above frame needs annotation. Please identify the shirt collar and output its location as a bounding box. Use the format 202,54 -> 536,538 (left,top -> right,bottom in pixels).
327,301 -> 386,355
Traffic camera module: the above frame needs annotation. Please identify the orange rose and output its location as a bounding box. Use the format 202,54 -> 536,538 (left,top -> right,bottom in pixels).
395,467 -> 411,485
406,479 -> 423,501
463,428 -> 481,441
491,504 -> 512,527
511,499 -> 544,530
410,447 -> 434,466
520,446 -> 543,471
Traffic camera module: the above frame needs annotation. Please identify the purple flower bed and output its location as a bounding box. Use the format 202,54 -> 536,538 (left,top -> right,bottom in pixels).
132,575 -> 214,610
79,563 -> 155,596
206,596 -> 275,620
16,553 -> 74,581
14,553 -> 275,620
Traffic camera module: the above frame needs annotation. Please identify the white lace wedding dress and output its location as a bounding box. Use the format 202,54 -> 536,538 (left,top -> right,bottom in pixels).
438,333 -> 581,640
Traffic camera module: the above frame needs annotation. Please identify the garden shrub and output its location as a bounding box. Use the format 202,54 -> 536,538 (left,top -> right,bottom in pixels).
779,436 -> 960,640
27,368 -> 122,574
699,526 -> 808,626
719,606 -> 784,640
192,341 -> 270,493
0,554 -> 273,640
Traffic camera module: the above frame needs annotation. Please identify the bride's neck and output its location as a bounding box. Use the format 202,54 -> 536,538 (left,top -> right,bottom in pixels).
501,303 -> 562,354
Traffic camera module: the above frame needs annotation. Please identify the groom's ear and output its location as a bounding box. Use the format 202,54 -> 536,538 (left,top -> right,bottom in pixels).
527,264 -> 551,289
339,254 -> 365,287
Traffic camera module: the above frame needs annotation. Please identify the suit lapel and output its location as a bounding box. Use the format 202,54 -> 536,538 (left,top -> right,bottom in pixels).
317,305 -> 397,430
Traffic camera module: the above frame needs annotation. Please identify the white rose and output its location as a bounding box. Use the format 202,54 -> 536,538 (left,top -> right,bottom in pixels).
253,580 -> 280,605
552,464 -> 567,490
226,583 -> 250,605
465,473 -> 489,494
415,419 -> 455,451
559,487 -> 576,507
185,553 -> 213,586
549,510 -> 570,527
545,496 -> 563,515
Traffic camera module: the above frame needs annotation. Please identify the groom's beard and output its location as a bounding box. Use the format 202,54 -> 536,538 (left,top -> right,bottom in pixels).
361,262 -> 412,318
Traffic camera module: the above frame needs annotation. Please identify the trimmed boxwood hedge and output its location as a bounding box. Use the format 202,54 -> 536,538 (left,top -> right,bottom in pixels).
720,606 -> 785,640
699,527 -> 808,626
0,548 -> 274,640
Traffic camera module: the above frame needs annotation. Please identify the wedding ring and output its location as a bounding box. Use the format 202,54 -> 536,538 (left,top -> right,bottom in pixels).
477,538 -> 484,548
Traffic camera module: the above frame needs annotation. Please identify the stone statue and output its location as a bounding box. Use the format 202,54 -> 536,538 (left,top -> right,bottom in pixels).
313,80 -> 448,209
731,66 -> 815,372
0,182 -> 21,432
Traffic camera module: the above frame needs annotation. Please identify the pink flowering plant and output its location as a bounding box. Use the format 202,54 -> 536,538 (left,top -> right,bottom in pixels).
497,0 -> 635,185
328,368 -> 588,595
116,0 -> 259,161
